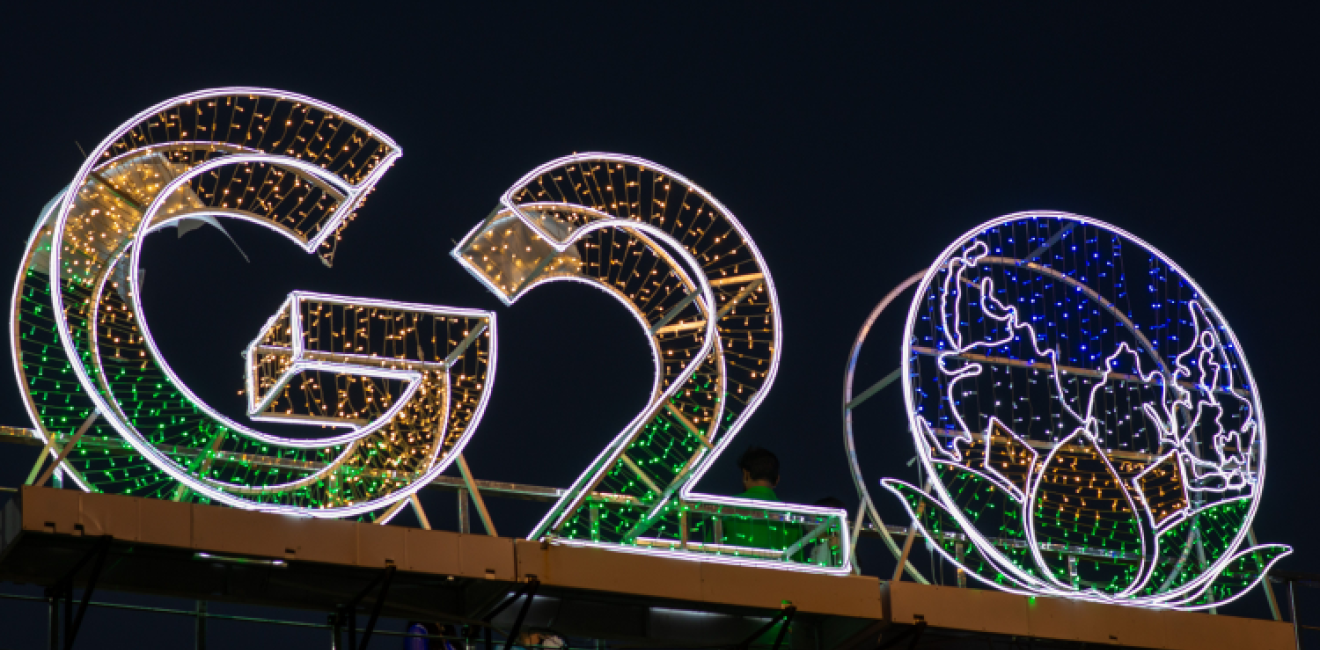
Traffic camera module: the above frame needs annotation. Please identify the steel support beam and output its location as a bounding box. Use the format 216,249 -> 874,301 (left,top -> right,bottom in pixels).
338,565 -> 396,650
28,411 -> 98,487
502,581 -> 540,650
734,605 -> 795,650
875,621 -> 927,650
480,580 -> 540,650
457,455 -> 498,536
44,535 -> 112,650
195,601 -> 207,650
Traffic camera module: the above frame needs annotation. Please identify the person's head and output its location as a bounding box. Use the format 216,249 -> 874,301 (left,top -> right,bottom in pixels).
739,446 -> 780,489
814,496 -> 846,509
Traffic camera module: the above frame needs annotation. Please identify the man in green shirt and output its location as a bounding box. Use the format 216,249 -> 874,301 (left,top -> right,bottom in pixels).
721,447 -> 802,557
735,446 -> 782,502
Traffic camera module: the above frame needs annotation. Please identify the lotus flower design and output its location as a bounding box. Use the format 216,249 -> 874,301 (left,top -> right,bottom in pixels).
881,213 -> 1288,609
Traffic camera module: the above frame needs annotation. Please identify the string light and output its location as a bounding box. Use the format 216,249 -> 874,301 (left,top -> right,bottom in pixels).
452,154 -> 850,573
879,211 -> 1288,609
15,89 -> 496,518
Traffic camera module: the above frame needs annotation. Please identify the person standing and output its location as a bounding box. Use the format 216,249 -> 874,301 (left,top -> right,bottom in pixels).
734,446 -> 782,502
721,447 -> 802,557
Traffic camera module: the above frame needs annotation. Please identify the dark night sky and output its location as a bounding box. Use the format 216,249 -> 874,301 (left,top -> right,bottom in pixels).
1,3 -> 1318,647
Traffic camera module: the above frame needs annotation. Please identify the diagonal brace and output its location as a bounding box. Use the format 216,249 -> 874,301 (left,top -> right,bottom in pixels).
737,605 -> 796,650
45,535 -> 112,650
875,621 -> 927,650
481,580 -> 540,650
502,580 -> 540,650
340,565 -> 396,650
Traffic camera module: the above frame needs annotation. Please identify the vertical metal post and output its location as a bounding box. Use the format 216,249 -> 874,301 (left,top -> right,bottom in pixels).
589,503 -> 601,542
64,582 -> 73,649
457,488 -> 471,534
1067,555 -> 1079,590
48,595 -> 59,650
679,505 -> 688,549
1289,579 -> 1300,650
848,505 -> 866,575
195,601 -> 207,650
955,543 -> 966,588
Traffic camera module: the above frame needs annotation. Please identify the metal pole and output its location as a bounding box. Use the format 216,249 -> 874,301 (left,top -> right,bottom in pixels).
48,595 -> 59,650
410,495 -> 431,530
195,601 -> 207,650
841,270 -> 931,587
456,455 -> 498,536
64,582 -> 72,650
457,488 -> 471,534
891,501 -> 926,582
1289,580 -> 1300,650
955,543 -> 966,588
29,411 -> 98,487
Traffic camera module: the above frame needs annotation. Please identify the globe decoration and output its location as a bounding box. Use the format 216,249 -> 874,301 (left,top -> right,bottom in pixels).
12,89 -> 497,518
878,211 -> 1289,609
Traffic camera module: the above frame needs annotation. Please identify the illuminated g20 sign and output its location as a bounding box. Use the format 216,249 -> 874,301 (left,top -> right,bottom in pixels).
872,213 -> 1289,608
10,90 -> 1288,595
12,89 -> 848,574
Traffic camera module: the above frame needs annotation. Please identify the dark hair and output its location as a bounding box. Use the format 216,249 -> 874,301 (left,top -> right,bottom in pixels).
738,446 -> 780,483
814,496 -> 846,509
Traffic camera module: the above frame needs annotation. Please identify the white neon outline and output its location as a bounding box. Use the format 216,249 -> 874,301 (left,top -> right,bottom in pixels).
1169,543 -> 1291,610
919,414 -> 1040,506
9,189 -> 94,493
939,242 -> 1157,598
243,291 -> 474,436
921,243 -> 1166,596
1141,300 -> 1258,494
1130,449 -> 1193,535
550,533 -> 851,575
38,88 -> 500,517
975,416 -> 1040,502
82,250 -> 358,496
889,211 -> 1283,608
453,153 -> 850,574
1022,427 -> 1154,598
879,478 -> 1045,594
119,155 -> 368,449
841,269 -> 933,584
880,478 -> 1290,609
458,215 -> 720,536
1142,494 -> 1266,607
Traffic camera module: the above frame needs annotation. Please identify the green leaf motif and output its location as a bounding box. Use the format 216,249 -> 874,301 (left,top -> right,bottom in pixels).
1145,496 -> 1253,596
1171,544 -> 1290,610
882,476 -> 1040,592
